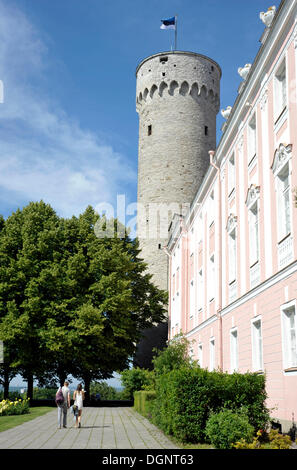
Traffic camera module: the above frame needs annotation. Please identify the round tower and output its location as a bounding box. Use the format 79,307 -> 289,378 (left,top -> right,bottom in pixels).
136,51 -> 221,291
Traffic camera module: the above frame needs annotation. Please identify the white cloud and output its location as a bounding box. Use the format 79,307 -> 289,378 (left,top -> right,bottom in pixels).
0,1 -> 136,217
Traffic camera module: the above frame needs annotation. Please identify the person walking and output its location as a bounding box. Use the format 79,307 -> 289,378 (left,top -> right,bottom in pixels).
56,381 -> 71,429
73,383 -> 85,428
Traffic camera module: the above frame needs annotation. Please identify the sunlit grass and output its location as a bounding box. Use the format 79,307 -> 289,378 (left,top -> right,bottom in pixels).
0,407 -> 53,432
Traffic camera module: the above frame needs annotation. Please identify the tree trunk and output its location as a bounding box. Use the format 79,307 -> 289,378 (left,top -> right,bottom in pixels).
83,374 -> 91,405
58,373 -> 66,387
57,365 -> 67,387
26,373 -> 34,400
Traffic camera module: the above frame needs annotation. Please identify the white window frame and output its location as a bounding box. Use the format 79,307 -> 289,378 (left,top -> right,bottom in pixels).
247,113 -> 257,166
226,215 -> 237,301
198,268 -> 203,312
281,300 -> 297,370
251,317 -> 263,372
230,328 -> 238,372
176,266 -> 180,296
275,162 -> 291,242
189,279 -> 195,319
228,227 -> 237,285
198,343 -> 203,368
274,58 -> 287,122
248,200 -> 260,267
228,153 -> 235,196
209,191 -> 215,226
208,254 -> 215,302
209,338 -> 215,372
272,144 -> 293,268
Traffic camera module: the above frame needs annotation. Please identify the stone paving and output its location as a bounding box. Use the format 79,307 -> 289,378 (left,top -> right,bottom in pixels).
0,407 -> 180,449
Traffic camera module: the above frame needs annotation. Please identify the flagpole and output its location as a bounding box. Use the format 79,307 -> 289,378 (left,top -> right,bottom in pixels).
175,15 -> 178,50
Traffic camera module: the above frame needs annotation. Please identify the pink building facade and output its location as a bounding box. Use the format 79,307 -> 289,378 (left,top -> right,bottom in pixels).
167,0 -> 297,431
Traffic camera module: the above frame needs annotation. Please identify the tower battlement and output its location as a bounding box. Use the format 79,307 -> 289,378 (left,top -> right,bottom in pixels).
136,78 -> 220,113
136,51 -> 221,114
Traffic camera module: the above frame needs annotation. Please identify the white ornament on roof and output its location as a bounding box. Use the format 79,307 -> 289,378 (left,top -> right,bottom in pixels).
259,6 -> 276,28
238,64 -> 252,80
221,106 -> 232,119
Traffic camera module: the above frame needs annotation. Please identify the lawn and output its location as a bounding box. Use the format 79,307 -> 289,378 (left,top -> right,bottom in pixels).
0,407 -> 53,432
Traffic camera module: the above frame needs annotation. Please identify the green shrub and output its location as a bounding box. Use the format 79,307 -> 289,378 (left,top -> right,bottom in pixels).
151,367 -> 269,443
152,334 -> 195,377
205,409 -> 254,449
219,372 -> 269,431
134,390 -> 156,418
33,387 -> 56,400
120,368 -> 154,400
0,390 -> 25,401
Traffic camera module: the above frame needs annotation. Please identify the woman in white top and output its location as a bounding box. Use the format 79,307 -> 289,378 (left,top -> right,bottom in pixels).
73,383 -> 85,428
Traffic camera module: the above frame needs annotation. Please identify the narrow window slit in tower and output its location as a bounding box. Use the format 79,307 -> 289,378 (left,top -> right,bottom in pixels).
158,244 -> 162,250
205,126 -> 208,136
160,57 -> 168,63
148,125 -> 152,136
162,72 -> 166,77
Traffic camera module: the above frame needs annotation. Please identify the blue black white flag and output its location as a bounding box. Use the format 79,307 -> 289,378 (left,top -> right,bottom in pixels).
160,17 -> 176,30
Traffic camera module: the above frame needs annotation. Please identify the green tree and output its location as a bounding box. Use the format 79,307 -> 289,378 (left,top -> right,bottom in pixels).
90,381 -> 121,400
0,202 -> 167,399
56,208 -> 167,397
0,202 -> 62,398
120,367 -> 155,400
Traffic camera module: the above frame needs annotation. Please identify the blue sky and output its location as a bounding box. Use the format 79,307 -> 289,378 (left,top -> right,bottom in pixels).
1,0 -> 282,388
0,0 -> 281,222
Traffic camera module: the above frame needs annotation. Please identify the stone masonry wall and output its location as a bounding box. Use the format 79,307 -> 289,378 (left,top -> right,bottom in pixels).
136,51 -> 221,293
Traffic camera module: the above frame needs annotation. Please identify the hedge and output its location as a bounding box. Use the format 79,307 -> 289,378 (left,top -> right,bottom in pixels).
134,391 -> 156,418
150,367 -> 269,443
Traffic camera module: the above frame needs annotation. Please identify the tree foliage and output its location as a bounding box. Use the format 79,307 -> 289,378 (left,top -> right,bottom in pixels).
0,201 -> 167,397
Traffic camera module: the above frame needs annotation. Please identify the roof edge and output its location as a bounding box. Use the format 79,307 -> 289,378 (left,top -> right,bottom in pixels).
135,50 -> 222,77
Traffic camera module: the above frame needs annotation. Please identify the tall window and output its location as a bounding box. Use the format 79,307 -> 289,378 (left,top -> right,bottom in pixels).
252,319 -> 263,371
209,191 -> 215,226
228,228 -> 236,284
209,338 -> 215,371
198,343 -> 203,368
228,153 -> 235,196
230,329 -> 238,372
209,255 -> 215,301
189,279 -> 195,318
249,201 -> 259,266
176,267 -> 180,294
276,162 -> 291,241
198,269 -> 203,312
282,303 -> 297,369
275,59 -> 287,120
248,114 -> 256,165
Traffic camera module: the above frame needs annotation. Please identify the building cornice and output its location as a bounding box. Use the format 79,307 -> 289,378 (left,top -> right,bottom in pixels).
216,0 -> 295,162
221,260 -> 297,318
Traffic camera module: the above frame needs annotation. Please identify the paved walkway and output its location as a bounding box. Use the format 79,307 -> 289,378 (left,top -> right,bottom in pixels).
0,407 -> 180,449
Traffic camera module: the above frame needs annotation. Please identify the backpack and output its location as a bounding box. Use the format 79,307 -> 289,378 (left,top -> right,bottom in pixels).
55,387 -> 64,405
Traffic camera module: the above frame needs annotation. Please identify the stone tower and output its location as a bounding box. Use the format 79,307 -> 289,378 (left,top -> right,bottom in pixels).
134,51 -> 221,367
